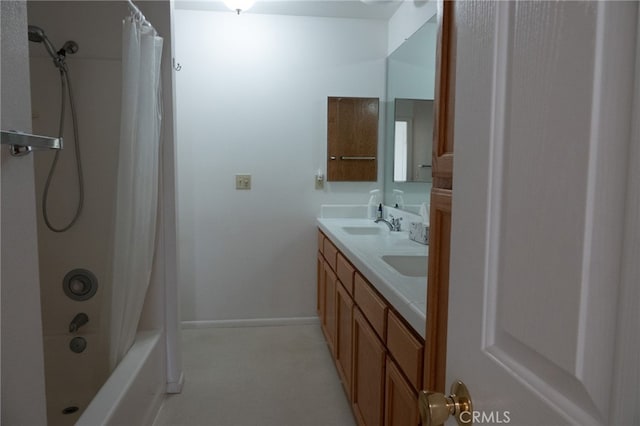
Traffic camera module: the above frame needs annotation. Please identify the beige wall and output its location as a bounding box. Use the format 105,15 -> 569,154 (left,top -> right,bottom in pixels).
1,0 -> 48,423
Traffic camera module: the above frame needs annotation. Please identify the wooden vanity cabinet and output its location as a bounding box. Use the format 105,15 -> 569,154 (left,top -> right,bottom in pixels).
317,229 -> 424,426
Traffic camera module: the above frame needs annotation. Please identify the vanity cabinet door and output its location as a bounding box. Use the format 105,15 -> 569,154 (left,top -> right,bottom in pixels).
384,358 -> 420,426
335,281 -> 353,399
322,261 -> 338,356
352,307 -> 386,426
317,253 -> 325,315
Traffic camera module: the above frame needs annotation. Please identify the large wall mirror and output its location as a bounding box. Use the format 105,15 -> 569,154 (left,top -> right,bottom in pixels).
384,17 -> 438,212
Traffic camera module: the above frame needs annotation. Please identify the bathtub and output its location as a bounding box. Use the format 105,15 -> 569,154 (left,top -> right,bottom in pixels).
76,330 -> 165,426
43,332 -> 108,426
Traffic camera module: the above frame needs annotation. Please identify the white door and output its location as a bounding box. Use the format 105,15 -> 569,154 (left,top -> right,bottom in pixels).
446,1 -> 639,425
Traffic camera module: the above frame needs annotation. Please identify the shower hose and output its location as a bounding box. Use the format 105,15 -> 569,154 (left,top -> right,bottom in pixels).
42,65 -> 85,232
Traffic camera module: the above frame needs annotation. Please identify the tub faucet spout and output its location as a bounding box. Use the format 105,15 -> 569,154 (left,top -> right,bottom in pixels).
69,312 -> 89,333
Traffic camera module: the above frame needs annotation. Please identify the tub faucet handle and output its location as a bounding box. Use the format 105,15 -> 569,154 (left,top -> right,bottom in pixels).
69,312 -> 89,333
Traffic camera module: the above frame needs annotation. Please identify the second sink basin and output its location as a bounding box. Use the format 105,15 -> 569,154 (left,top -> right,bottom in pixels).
382,255 -> 428,277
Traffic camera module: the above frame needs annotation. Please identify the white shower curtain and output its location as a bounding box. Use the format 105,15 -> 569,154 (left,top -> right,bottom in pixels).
109,16 -> 163,370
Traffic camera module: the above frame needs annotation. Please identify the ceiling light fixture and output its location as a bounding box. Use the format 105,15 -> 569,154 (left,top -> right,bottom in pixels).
224,0 -> 256,14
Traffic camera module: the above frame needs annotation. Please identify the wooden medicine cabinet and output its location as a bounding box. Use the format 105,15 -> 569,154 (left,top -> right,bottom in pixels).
327,96 -> 379,181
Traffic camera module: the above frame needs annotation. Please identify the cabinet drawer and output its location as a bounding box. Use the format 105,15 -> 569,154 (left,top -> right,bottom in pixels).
386,310 -> 423,390
336,253 -> 355,296
354,272 -> 388,341
318,229 -> 325,255
323,238 -> 338,271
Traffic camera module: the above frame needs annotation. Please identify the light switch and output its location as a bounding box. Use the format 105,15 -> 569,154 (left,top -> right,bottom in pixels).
235,174 -> 251,190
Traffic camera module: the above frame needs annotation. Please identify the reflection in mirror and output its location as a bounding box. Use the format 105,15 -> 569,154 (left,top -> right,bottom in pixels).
384,17 -> 437,213
393,99 -> 434,182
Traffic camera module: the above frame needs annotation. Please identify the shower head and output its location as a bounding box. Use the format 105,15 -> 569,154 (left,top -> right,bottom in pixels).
61,41 -> 79,55
28,25 -> 58,59
28,25 -> 79,67
28,25 -> 46,42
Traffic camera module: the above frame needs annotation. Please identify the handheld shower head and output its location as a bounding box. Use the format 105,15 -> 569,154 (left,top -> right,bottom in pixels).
28,25 -> 79,69
27,25 -> 46,42
27,25 -> 58,59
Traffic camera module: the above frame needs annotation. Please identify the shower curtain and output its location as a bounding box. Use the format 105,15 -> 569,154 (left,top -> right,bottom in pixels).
109,16 -> 163,370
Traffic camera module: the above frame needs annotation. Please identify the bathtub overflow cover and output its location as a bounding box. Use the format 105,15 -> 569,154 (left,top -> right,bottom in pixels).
63,269 -> 98,301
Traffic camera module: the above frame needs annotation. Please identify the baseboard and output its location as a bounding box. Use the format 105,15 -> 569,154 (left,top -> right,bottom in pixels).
181,316 -> 320,329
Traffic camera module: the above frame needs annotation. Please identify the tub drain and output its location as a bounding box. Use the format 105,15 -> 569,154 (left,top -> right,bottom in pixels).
62,406 -> 79,415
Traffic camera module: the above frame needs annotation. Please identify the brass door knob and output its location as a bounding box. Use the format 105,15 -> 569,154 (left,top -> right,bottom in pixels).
419,380 -> 473,426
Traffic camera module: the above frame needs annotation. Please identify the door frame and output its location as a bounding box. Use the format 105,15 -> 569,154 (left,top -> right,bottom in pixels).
423,0 -> 456,394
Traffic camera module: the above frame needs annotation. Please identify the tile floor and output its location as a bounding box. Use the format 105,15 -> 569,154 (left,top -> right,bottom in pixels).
153,324 -> 356,426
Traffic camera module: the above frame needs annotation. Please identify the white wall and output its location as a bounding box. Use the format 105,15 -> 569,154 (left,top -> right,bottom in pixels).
1,1 -> 48,423
387,0 -> 437,55
175,10 -> 387,323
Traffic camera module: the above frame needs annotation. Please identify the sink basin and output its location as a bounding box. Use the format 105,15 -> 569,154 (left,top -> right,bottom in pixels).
342,226 -> 383,235
381,255 -> 427,277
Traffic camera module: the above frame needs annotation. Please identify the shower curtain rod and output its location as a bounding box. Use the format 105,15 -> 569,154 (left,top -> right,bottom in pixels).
127,0 -> 155,29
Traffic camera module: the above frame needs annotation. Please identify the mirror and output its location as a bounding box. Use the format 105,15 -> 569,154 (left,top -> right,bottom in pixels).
384,18 -> 438,212
393,98 -> 434,182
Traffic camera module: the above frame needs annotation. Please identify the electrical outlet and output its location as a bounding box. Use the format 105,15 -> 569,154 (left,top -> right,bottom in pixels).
235,174 -> 251,190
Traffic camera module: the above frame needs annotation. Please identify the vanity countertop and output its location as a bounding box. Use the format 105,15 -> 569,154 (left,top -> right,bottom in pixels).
317,217 -> 428,337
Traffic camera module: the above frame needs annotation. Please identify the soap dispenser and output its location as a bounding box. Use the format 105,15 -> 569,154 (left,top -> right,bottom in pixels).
368,189 -> 381,219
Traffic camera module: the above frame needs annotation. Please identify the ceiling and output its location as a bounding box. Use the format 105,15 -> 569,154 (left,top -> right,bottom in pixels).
174,0 -> 406,21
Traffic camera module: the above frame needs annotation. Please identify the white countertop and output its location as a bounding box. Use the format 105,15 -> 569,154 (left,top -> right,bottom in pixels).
317,217 -> 428,337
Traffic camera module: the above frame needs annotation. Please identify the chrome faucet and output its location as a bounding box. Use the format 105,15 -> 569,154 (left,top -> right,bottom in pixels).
69,312 -> 89,333
374,214 -> 402,232
374,217 -> 394,230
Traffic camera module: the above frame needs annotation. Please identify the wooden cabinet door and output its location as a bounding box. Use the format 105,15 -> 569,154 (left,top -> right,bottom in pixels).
322,261 -> 337,356
384,359 -> 419,426
335,281 -> 353,399
352,307 -> 386,426
327,97 -> 379,181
